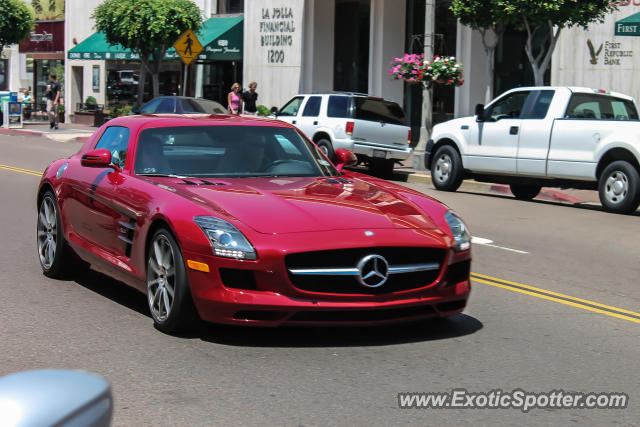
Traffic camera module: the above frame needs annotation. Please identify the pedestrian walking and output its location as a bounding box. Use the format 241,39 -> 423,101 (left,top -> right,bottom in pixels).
227,83 -> 243,115
242,82 -> 258,115
46,73 -> 61,129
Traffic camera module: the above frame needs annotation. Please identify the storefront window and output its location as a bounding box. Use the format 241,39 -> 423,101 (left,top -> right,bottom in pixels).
34,59 -> 63,109
105,61 -> 181,107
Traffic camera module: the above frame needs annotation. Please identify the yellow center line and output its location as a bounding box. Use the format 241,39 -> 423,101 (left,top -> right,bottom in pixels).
0,164 -> 43,177
471,272 -> 640,324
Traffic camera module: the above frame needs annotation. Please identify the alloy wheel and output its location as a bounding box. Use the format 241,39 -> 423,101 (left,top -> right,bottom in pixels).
148,235 -> 176,322
37,196 -> 57,270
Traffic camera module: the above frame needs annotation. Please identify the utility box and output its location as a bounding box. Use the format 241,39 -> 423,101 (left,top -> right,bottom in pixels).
3,101 -> 23,129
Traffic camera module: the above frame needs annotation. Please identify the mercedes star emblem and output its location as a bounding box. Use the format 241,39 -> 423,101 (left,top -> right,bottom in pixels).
356,254 -> 389,288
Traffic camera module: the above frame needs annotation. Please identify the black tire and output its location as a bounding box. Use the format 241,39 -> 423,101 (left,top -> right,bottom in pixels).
147,228 -> 199,333
509,184 -> 542,200
37,191 -> 84,278
316,138 -> 335,162
598,160 -> 640,214
431,145 -> 463,191
369,158 -> 395,177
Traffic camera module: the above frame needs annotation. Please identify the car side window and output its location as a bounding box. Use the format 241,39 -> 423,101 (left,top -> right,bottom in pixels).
95,126 -> 130,169
565,94 -> 604,119
327,96 -> 350,118
521,90 -> 554,119
140,98 -> 163,114
487,91 -> 530,121
611,100 -> 639,120
301,96 -> 322,117
279,97 -> 304,116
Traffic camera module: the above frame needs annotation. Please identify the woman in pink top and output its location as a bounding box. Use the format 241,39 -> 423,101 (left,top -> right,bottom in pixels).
227,82 -> 243,114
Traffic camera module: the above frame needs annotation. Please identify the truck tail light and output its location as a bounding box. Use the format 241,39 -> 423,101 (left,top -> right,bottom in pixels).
345,121 -> 354,135
407,129 -> 412,144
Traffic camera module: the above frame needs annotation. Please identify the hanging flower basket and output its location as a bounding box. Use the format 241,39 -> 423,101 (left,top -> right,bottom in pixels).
388,54 -> 464,88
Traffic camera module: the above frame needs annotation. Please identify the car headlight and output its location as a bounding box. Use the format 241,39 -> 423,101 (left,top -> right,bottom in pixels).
194,216 -> 257,260
445,211 -> 470,252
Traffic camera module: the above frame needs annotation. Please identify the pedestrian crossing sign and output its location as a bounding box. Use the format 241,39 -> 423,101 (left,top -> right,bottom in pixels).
173,29 -> 203,65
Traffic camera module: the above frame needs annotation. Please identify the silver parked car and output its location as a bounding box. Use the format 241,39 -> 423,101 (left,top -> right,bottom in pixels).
274,92 -> 412,175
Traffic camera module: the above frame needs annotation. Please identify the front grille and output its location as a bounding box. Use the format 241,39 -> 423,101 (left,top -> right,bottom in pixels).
286,247 -> 446,295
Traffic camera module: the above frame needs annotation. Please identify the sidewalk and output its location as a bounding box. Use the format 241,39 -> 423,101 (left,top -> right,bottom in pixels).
0,121 -> 95,143
395,152 -> 601,206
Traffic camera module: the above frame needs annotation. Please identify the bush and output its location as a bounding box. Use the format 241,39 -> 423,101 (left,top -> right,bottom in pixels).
257,104 -> 271,116
110,104 -> 132,117
85,96 -> 97,105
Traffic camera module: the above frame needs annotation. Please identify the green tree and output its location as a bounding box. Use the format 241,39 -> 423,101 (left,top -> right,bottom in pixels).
503,0 -> 617,86
92,0 -> 202,102
0,0 -> 34,57
450,0 -> 514,103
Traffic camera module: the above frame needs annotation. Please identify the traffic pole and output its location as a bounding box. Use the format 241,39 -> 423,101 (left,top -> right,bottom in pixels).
183,64 -> 188,97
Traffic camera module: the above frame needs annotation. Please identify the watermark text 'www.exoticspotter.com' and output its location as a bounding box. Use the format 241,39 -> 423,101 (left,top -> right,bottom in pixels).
398,389 -> 628,412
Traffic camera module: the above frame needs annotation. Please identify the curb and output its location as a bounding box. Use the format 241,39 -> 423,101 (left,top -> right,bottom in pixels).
0,128 -> 91,143
405,172 -> 586,204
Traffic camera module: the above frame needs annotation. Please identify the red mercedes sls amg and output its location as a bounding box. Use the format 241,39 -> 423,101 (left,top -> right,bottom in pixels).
37,115 -> 471,333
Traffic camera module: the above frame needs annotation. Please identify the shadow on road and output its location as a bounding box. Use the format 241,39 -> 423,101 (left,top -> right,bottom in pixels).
455,190 -> 640,216
73,270 -> 482,347
194,314 -> 482,348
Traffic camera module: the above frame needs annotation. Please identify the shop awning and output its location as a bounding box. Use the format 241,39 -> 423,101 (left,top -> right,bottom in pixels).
615,12 -> 640,36
68,16 -> 243,61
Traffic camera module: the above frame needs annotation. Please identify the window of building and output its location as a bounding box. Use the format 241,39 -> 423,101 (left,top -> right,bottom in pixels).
334,0 -> 370,93
0,59 -> 7,90
219,0 -> 244,14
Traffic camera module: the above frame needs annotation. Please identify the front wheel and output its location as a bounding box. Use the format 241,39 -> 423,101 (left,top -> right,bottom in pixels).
37,191 -> 82,278
147,229 -> 199,333
598,161 -> 640,214
509,184 -> 541,200
431,145 -> 463,191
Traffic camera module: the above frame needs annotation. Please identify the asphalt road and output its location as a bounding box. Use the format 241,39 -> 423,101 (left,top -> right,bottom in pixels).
0,134 -> 638,426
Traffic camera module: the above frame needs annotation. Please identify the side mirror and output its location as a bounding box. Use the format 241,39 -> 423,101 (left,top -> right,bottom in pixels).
81,149 -> 120,171
270,106 -> 279,117
334,149 -> 358,171
0,370 -> 113,427
131,106 -> 141,115
475,104 -> 485,122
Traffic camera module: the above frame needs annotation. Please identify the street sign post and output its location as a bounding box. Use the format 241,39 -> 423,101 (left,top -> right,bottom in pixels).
173,29 -> 204,96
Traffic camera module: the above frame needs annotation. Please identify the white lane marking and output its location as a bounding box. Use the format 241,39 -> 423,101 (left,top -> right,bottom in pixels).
471,236 -> 529,254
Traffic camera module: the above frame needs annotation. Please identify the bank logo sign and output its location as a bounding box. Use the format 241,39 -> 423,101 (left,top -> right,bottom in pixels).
615,11 -> 640,36
587,39 -> 603,64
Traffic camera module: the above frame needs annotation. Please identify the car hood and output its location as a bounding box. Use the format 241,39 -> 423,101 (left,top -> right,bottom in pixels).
154,176 -> 438,234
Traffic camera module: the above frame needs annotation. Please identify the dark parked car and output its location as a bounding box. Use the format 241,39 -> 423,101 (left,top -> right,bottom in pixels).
133,96 -> 227,115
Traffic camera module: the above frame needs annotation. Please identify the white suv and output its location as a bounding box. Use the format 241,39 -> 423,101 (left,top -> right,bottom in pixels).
274,93 -> 412,175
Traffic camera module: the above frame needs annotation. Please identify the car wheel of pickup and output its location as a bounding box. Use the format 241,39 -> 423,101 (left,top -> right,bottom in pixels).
316,138 -> 335,162
598,161 -> 640,214
431,145 -> 463,191
509,184 -> 541,200
147,229 -> 199,333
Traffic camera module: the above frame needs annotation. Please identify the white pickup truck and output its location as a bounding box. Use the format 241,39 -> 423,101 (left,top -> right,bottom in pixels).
425,86 -> 640,213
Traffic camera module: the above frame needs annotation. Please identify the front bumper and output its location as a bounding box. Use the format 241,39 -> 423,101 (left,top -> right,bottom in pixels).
182,229 -> 471,327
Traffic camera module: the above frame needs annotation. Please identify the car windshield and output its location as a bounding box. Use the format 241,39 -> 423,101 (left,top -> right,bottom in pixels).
134,125 -> 339,178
